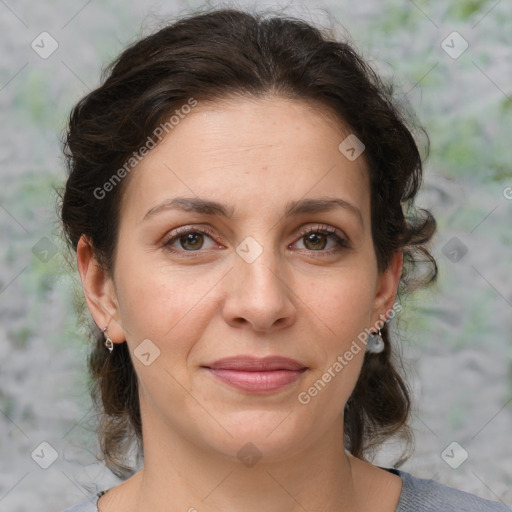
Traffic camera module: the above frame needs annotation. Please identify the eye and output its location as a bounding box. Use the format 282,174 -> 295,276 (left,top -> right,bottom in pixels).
162,226 -> 219,255
292,224 -> 350,255
162,224 -> 350,257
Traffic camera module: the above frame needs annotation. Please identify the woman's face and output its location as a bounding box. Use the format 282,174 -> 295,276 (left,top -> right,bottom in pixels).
80,95 -> 402,463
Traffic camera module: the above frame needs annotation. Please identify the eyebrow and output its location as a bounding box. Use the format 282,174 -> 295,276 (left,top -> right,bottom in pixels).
141,196 -> 363,227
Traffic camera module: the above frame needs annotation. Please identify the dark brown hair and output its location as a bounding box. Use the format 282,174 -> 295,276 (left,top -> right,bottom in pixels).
57,6 -> 437,478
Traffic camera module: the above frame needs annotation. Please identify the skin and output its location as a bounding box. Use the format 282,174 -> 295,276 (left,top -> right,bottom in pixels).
77,95 -> 404,512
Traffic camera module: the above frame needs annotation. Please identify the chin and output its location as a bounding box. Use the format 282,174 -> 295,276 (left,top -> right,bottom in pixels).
198,414 -> 310,465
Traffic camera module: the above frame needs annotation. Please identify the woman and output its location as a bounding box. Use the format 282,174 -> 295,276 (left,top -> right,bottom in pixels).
57,7 -> 510,512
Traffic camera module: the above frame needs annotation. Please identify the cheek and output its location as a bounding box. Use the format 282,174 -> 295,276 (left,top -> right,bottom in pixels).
114,255 -> 221,360
305,270 -> 376,340
297,270 -> 375,397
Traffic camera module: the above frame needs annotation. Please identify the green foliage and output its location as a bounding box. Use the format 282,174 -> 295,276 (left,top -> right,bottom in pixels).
7,326 -> 34,350
447,400 -> 468,429
444,0 -> 493,20
434,117 -> 485,177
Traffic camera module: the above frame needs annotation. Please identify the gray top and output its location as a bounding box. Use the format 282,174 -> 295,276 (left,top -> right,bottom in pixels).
61,467 -> 511,511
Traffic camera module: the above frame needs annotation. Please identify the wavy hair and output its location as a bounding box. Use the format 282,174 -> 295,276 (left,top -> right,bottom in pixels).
57,7 -> 437,478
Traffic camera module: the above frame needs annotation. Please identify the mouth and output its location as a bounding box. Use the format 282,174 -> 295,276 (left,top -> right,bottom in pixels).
202,355 -> 308,393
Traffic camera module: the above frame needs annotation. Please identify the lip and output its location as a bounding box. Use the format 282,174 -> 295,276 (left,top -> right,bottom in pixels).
204,356 -> 306,371
202,356 -> 308,393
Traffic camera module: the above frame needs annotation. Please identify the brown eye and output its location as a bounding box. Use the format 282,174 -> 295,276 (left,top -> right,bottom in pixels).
302,231 -> 329,251
176,232 -> 206,251
163,226 -> 218,254
293,225 -> 350,254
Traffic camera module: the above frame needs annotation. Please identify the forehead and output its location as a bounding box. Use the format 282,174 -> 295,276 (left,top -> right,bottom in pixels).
119,95 -> 370,224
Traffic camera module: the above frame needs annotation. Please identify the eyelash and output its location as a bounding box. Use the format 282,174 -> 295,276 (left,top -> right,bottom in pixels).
161,224 -> 351,258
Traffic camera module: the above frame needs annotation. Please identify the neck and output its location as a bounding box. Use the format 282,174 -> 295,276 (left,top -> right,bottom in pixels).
131,406 -> 360,512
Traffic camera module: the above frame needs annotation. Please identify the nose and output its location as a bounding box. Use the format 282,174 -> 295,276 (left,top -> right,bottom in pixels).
221,243 -> 296,333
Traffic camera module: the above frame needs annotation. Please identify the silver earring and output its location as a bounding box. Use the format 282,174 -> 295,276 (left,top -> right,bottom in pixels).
366,328 -> 384,354
103,326 -> 114,353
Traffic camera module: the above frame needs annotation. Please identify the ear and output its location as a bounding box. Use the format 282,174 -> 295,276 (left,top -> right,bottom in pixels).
369,249 -> 403,329
76,234 -> 126,346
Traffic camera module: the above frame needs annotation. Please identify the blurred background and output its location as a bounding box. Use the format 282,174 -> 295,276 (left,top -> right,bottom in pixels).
0,0 -> 511,510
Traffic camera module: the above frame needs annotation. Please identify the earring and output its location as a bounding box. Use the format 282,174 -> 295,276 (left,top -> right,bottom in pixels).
102,326 -> 114,353
366,328 -> 384,354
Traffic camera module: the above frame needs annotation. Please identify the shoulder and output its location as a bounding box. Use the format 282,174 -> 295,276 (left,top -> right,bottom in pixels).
60,471 -> 512,512
60,490 -> 107,512
391,468 -> 511,512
